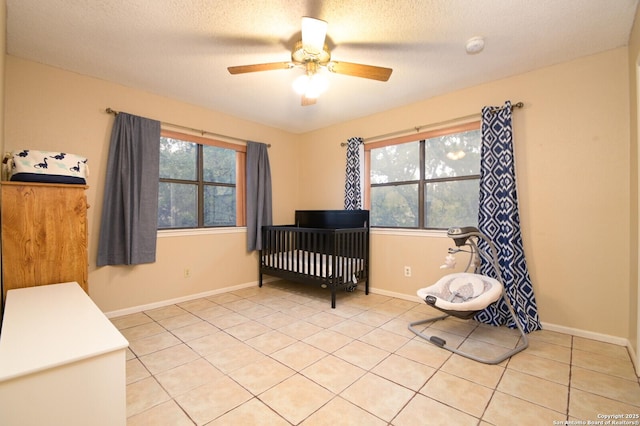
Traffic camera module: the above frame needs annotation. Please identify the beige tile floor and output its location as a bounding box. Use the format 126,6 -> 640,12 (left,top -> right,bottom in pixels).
114,281 -> 640,425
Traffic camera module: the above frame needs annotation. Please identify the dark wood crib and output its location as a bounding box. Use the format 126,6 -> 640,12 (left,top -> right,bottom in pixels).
259,210 -> 370,308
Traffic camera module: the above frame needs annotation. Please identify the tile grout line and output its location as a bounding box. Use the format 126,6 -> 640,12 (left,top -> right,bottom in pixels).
138,294 -> 376,423
133,314 -> 198,425
478,342 -> 512,423
566,334 -> 574,421
122,286 -> 640,424
168,295 -> 412,423
137,301 -> 476,423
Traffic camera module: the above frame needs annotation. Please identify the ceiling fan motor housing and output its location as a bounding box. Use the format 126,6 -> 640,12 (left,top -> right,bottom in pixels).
291,41 -> 331,66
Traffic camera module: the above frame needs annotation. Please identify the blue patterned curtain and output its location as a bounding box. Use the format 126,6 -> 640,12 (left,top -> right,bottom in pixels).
475,101 -> 541,333
344,137 -> 363,210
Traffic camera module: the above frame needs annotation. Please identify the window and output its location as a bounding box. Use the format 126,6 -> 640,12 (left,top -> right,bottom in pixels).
158,130 -> 246,229
366,122 -> 481,229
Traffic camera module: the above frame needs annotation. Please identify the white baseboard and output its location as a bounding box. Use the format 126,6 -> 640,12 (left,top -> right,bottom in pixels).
539,322 -> 628,347
541,322 -> 639,377
369,286 -> 639,376
103,278 -> 278,318
369,286 -> 423,303
628,341 -> 639,377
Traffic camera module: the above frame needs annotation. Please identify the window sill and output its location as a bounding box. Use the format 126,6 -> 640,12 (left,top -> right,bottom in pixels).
371,228 -> 448,238
157,227 -> 246,238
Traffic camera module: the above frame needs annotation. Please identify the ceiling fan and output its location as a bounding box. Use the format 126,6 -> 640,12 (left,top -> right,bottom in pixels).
227,17 -> 393,106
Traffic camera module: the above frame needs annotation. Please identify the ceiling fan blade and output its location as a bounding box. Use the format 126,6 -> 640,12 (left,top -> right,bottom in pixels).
327,61 -> 393,82
227,62 -> 293,75
301,95 -> 317,106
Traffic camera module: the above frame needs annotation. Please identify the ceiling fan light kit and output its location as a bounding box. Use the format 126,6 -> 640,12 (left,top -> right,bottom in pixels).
227,16 -> 393,106
293,73 -> 329,98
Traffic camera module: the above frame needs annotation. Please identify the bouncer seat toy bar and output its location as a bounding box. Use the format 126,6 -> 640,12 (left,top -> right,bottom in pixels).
408,226 -> 528,364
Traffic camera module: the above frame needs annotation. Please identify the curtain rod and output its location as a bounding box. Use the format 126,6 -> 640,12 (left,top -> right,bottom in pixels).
105,108 -> 270,148
341,101 -> 524,146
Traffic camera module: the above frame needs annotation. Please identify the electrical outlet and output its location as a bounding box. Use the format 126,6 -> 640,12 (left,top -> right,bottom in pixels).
404,266 -> 411,277
184,268 -> 191,278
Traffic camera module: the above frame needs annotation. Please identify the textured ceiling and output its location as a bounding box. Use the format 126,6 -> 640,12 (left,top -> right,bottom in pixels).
6,0 -> 639,133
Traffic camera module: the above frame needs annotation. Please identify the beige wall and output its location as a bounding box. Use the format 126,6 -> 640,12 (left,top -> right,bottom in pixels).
0,0 -> 5,155
2,46 -> 634,341
628,3 -> 640,362
300,48 -> 631,339
0,0 -> 5,321
3,56 -> 300,312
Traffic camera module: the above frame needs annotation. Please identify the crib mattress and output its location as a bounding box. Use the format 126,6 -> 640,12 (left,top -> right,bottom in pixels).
264,249 -> 364,284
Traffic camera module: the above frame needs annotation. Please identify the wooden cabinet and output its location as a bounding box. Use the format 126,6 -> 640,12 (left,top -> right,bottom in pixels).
1,182 -> 88,301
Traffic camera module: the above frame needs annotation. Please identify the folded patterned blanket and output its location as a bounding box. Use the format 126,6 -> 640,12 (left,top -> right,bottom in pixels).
7,149 -> 89,184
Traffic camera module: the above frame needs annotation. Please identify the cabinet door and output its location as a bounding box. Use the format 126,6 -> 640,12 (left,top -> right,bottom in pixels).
1,183 -> 88,299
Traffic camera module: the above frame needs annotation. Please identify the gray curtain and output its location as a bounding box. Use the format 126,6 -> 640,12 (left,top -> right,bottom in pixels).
246,141 -> 272,251
97,112 -> 161,266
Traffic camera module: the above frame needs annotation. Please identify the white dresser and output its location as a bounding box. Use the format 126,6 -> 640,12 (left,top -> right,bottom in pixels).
0,282 -> 129,426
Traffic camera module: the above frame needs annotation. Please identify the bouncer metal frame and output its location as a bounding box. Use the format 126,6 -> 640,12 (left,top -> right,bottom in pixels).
408,226 -> 528,364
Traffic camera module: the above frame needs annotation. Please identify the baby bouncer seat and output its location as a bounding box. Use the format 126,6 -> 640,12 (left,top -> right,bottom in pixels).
408,226 -> 528,364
